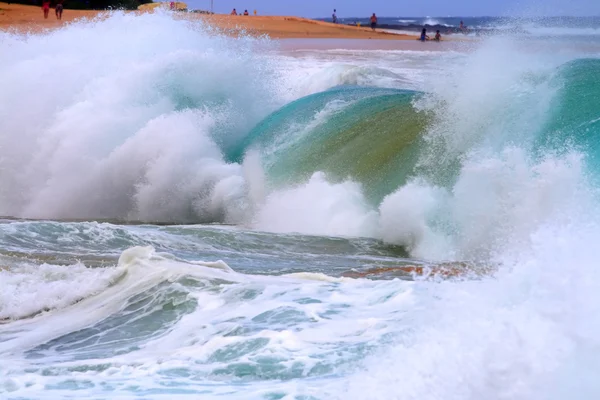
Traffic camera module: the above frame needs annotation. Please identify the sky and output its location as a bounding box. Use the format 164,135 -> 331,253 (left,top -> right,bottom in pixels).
189,0 -> 600,17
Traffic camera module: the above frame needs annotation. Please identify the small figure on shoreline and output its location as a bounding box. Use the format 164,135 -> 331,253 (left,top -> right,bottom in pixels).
230,8 -> 237,15
370,13 -> 377,30
243,9 -> 249,15
419,27 -> 430,41
41,0 -> 50,19
55,0 -> 63,20
434,30 -> 441,41
332,9 -> 337,24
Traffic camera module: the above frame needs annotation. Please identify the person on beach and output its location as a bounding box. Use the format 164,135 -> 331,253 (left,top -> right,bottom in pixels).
332,9 -> 337,24
231,8 -> 237,15
253,9 -> 257,15
55,0 -> 64,19
419,28 -> 430,41
370,13 -> 377,30
42,0 -> 51,19
243,9 -> 249,15
434,30 -> 441,41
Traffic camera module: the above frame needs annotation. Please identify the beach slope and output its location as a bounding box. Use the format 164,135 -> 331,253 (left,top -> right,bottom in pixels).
0,2 -> 414,39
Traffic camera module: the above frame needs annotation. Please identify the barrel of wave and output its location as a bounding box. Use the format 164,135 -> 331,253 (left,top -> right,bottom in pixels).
538,59 -> 600,174
228,86 -> 431,204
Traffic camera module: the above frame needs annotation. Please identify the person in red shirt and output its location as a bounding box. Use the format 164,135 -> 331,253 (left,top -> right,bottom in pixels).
42,0 -> 51,19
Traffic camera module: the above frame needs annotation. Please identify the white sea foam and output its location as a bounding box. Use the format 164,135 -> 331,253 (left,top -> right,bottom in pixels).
0,246 -> 238,355
0,261 -> 126,320
373,36 -> 585,260
253,172 -> 379,237
0,12 -> 281,223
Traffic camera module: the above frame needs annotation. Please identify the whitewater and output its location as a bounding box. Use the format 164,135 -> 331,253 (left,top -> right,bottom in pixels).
1,10 -> 600,399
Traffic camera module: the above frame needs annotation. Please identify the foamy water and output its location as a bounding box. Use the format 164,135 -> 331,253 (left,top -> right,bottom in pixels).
1,11 -> 600,399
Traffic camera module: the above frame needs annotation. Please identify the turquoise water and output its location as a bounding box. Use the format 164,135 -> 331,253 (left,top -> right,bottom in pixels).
229,86 -> 426,203
539,59 -> 600,167
1,11 -> 600,400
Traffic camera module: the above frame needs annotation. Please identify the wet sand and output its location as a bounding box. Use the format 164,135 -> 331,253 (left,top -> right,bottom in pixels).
276,37 -> 470,52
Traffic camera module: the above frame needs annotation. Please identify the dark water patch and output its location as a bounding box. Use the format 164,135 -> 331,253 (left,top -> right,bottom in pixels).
208,338 -> 270,363
45,379 -> 95,391
26,283 -> 197,361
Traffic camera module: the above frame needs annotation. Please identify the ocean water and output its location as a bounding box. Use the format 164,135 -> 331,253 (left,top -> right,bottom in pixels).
1,11 -> 600,399
321,15 -> 600,36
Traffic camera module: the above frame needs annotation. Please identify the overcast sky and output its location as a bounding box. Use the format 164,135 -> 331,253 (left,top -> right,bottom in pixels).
189,0 -> 600,17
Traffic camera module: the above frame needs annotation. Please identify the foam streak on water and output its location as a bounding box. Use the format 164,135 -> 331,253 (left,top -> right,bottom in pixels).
1,10 -> 600,400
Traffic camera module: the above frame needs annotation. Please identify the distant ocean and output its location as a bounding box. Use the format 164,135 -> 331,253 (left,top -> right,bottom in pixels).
318,16 -> 600,36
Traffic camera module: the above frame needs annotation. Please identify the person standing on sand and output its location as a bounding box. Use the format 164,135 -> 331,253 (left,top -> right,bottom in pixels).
332,9 -> 337,24
231,8 -> 237,15
370,13 -> 377,30
55,0 -> 64,20
42,0 -> 51,19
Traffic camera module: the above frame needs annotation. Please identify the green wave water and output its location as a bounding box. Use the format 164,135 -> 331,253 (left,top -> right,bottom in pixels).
230,86 -> 429,204
541,59 -> 600,167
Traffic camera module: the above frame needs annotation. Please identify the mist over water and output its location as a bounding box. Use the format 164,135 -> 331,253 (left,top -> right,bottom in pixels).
1,10 -> 600,399
0,12 -> 284,223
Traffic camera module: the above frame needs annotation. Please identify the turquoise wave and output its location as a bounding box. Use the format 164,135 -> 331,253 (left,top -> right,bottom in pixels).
229,86 -> 429,203
229,59 -> 600,207
540,59 -> 600,167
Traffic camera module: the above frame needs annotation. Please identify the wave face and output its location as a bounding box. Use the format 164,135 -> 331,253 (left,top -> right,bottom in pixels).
540,59 -> 600,164
2,11 -> 600,400
0,14 -> 599,243
229,86 -> 427,203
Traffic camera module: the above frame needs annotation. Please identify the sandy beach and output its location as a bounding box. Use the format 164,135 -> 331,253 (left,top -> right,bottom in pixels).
0,2 -> 102,31
198,14 -> 415,40
0,2 -> 416,39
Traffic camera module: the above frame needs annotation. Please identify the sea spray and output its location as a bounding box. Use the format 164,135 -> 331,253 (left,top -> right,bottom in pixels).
0,12 -> 281,222
376,37 -> 593,260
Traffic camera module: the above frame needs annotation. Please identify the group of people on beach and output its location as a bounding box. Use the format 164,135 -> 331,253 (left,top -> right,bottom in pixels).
41,0 -> 63,20
230,9 -> 256,16
332,10 -> 443,39
419,28 -> 442,41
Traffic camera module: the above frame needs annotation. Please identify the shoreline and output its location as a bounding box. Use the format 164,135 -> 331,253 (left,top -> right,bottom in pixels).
0,2 -> 421,40
276,37 -> 471,52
